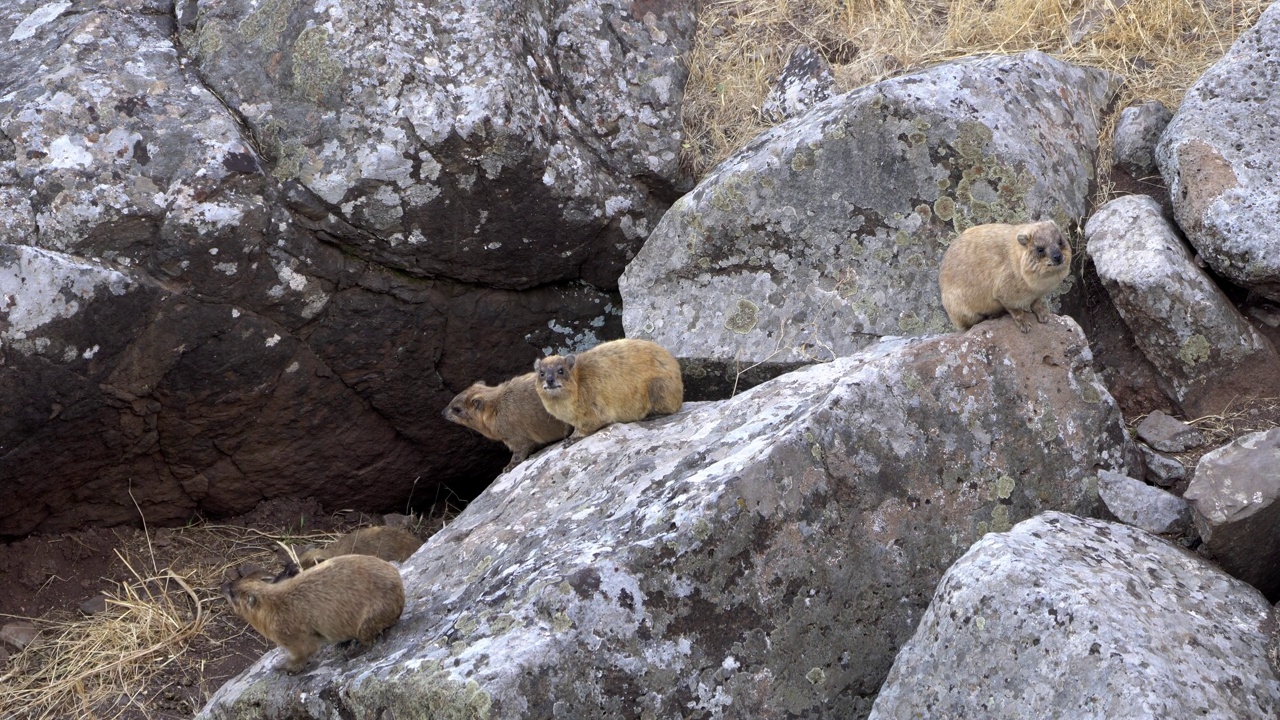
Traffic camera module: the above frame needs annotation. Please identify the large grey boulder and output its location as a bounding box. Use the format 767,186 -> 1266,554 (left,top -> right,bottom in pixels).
1185,428 -> 1280,601
1157,2 -> 1280,301
0,0 -> 668,535
200,316 -> 1133,720
1085,194 -> 1280,415
186,0 -> 694,289
1112,100 -> 1172,179
870,512 -> 1280,719
620,51 -> 1114,386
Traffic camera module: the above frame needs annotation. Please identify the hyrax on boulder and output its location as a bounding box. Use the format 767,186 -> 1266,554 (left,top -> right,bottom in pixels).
297,525 -> 423,570
534,338 -> 683,438
938,220 -> 1072,332
443,372 -> 572,471
221,554 -> 405,673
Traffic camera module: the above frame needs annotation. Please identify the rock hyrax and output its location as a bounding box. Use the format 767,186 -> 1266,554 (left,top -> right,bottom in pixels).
297,525 -> 423,570
938,220 -> 1072,332
221,554 -> 405,673
534,338 -> 683,438
443,372 -> 572,470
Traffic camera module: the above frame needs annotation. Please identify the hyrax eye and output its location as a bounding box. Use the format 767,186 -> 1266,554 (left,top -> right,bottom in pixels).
557,368 -> 565,375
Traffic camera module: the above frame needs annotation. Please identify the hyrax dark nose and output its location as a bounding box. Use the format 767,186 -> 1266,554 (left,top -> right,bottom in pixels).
1050,249 -> 1063,264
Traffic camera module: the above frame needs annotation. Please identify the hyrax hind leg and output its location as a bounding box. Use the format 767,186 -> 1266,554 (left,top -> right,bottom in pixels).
1003,306 -> 1035,333
648,377 -> 680,415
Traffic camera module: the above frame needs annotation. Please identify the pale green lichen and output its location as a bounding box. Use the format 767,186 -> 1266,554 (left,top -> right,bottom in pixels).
239,0 -> 296,47
292,26 -> 345,100
994,475 -> 1015,500
345,663 -> 493,720
805,667 -> 827,685
724,299 -> 760,334
990,504 -> 1012,533
1179,334 -> 1211,367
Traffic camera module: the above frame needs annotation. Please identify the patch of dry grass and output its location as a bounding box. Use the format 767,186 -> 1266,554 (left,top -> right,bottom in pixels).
683,0 -> 1271,189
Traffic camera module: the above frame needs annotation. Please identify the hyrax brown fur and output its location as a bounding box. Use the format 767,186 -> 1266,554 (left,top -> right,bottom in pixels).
534,338 -> 683,438
297,525 -> 423,570
221,554 -> 405,673
443,372 -> 572,471
938,220 -> 1072,332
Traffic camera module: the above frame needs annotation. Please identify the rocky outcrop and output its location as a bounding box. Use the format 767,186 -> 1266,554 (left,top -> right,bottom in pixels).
185,0 -> 695,290
870,512 -> 1280,719
200,316 -> 1133,720
1157,2 -> 1280,301
1184,428 -> 1280,601
1085,194 -> 1280,415
620,51 -> 1114,388
0,0 -> 692,535
760,45 -> 835,123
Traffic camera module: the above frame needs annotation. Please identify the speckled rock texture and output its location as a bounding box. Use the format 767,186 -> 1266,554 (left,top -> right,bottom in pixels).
199,316 -> 1133,720
0,0 -> 671,536
1185,428 -> 1280,601
1097,469 -> 1192,536
760,45 -> 835,123
1157,2 -> 1280,302
1112,100 -> 1172,179
186,0 -> 694,290
1085,194 -> 1280,416
869,512 -> 1280,719
620,51 -> 1114,387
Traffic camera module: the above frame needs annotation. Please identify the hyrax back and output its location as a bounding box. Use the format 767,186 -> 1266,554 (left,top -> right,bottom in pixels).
938,220 -> 1072,332
534,338 -> 683,438
442,372 -> 572,470
297,525 -> 423,570
221,554 -> 405,673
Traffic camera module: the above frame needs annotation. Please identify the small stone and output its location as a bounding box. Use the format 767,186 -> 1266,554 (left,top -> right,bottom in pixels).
80,594 -> 108,616
1136,410 -> 1205,452
0,621 -> 38,651
1098,470 -> 1193,536
1248,304 -> 1280,328
1137,445 -> 1188,487
1112,100 -> 1172,178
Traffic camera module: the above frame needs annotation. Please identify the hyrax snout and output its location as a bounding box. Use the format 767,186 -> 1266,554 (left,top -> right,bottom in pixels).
443,372 -> 572,470
221,554 -> 405,673
534,338 -> 683,438
938,220 -> 1072,332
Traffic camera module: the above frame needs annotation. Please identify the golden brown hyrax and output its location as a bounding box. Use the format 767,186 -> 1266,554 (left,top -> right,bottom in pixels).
939,220 -> 1072,332
534,338 -> 683,438
296,525 -> 423,570
221,555 -> 405,673
442,372 -> 572,471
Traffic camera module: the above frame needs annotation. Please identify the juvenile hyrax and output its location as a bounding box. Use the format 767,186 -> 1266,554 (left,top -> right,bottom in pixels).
443,372 -> 572,471
534,338 -> 683,438
297,525 -> 423,570
938,220 -> 1072,332
221,554 -> 405,673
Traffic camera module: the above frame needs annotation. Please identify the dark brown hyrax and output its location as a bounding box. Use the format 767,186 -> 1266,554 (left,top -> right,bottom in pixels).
297,525 -> 423,570
938,220 -> 1072,332
534,338 -> 683,438
221,555 -> 405,673
443,372 -> 572,471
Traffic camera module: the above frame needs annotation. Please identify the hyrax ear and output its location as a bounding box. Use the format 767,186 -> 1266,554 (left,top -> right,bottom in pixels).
471,396 -> 484,410
534,358 -> 542,372
564,354 -> 576,370
246,593 -> 257,609
1016,232 -> 1030,246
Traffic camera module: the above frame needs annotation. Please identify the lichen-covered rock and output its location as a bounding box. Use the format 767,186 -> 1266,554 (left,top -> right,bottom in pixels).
0,1 -> 626,535
869,512 -> 1280,719
1097,469 -> 1192,536
1156,2 -> 1280,301
620,51 -> 1114,386
760,45 -> 835,123
1085,194 -> 1280,415
186,0 -> 694,290
200,316 -> 1133,720
1137,445 -> 1188,487
1184,428 -> 1280,601
1135,409 -> 1206,453
1113,100 -> 1172,179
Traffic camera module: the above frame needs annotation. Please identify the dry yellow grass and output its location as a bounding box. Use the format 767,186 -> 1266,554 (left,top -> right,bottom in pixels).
683,0 -> 1271,191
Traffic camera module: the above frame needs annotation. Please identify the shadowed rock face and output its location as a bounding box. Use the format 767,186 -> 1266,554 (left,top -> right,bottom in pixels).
620,51 -> 1116,391
200,316 -> 1133,720
0,0 -> 691,536
1157,2 -> 1280,302
870,513 -> 1280,719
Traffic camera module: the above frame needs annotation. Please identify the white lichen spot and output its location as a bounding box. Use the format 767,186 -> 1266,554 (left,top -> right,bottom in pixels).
265,334 -> 281,347
485,242 -> 501,250
209,248 -> 219,255
604,196 -> 632,217
48,135 -> 93,170
214,262 -> 238,275
82,344 -> 99,359
62,345 -> 78,362
286,361 -> 300,373
722,656 -> 739,672
231,308 -> 241,318
10,2 -> 72,42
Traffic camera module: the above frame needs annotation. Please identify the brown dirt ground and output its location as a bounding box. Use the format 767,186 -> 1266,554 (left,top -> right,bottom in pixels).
0,497 -> 457,719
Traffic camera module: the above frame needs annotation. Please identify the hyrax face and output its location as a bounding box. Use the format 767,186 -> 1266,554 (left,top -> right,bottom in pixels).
442,383 -> 487,427
1018,222 -> 1071,276
221,564 -> 274,611
535,355 -> 577,395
